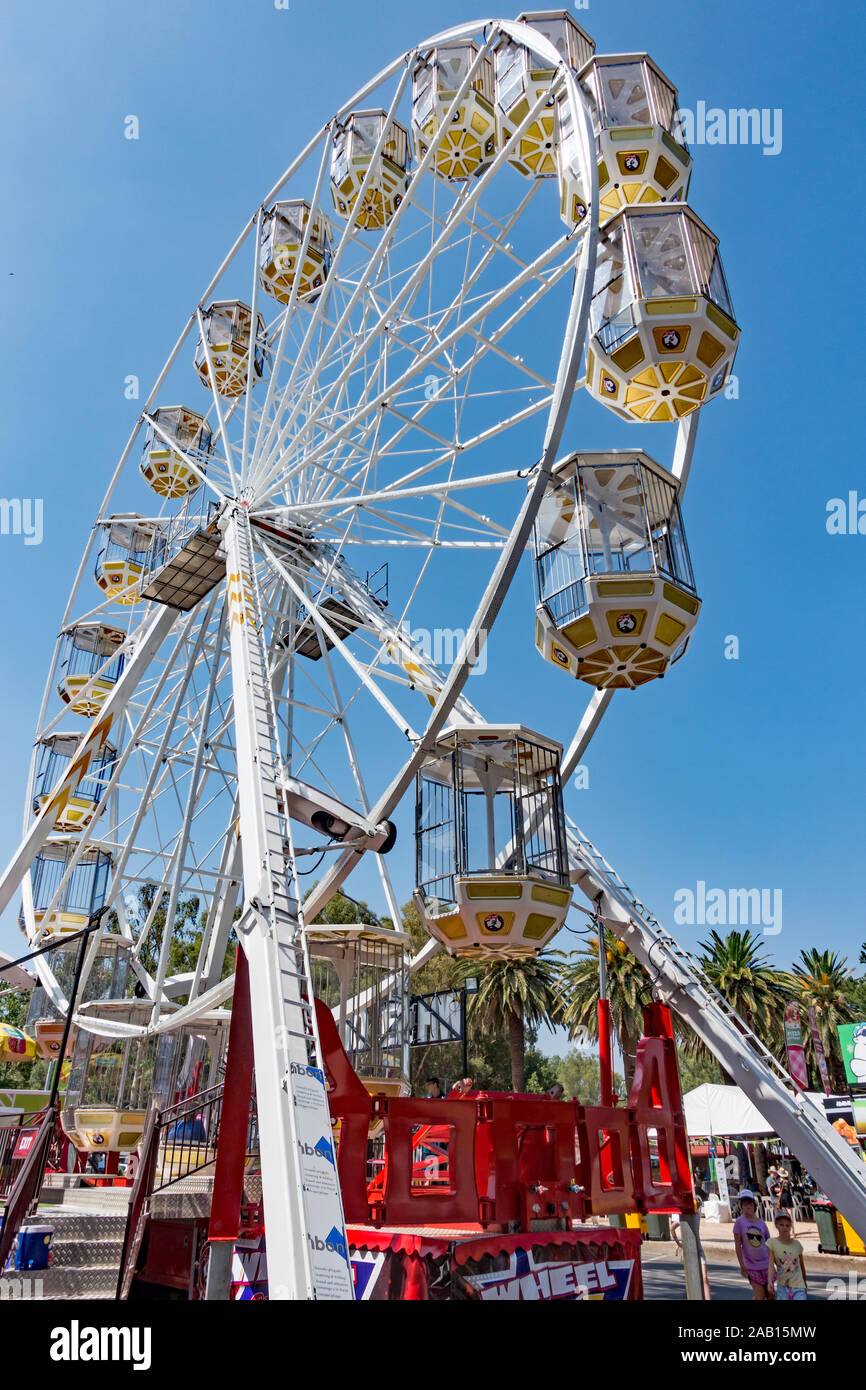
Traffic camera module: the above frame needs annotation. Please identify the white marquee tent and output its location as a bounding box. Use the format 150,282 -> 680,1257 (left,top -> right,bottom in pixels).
684,1083 -> 827,1138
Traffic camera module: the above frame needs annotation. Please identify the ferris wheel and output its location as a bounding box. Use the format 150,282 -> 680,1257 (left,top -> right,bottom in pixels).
0,13 -> 746,1298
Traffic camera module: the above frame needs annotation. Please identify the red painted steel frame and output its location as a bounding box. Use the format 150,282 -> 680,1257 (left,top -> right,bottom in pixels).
208,947 -> 255,1242
322,998 -> 695,1228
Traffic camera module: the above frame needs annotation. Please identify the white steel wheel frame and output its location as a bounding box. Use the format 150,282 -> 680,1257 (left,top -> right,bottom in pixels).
1,18 -> 610,1050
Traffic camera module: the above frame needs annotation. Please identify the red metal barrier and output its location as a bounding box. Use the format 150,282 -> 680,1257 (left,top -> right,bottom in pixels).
321,1003 -> 695,1228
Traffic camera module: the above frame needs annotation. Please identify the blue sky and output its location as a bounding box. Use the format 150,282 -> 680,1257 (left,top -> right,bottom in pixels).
1,0 -> 864,1044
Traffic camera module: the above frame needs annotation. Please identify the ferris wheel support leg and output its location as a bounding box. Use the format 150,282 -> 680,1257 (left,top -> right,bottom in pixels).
223,507 -> 353,1301
680,1215 -> 710,1301
205,946 -> 255,1300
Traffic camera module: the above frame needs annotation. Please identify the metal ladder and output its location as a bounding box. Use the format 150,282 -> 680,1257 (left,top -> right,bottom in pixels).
224,505 -> 353,1300
565,814 -> 866,1240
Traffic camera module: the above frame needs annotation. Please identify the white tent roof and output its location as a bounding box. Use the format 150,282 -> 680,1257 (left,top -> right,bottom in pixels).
684,1083 -> 827,1138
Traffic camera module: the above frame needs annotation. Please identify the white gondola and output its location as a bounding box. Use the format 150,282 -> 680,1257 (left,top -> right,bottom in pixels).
26,935 -> 131,1059
309,924 -> 411,1096
585,204 -> 739,422
140,407 -> 212,499
94,515 -> 163,604
33,731 -> 116,832
57,622 -> 125,716
194,300 -> 267,397
330,111 -> 410,229
495,10 -> 594,178
559,52 -> 692,229
415,725 -> 573,958
534,450 -> 700,688
60,1002 -> 227,1156
412,42 -> 497,181
259,201 -> 332,303
26,838 -> 112,943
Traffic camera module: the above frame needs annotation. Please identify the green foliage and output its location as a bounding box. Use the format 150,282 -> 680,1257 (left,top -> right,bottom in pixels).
119,885 -> 238,1001
555,929 -> 651,1086
0,988 -> 28,1028
409,1022 -> 554,1095
696,929 -> 788,1080
469,954 -> 562,1092
523,1046 -> 561,1095
307,888 -> 383,928
675,1043 -> 723,1094
551,1049 -> 625,1104
403,901 -> 561,1094
787,948 -> 856,1090
0,986 -> 49,1089
845,974 -> 866,1018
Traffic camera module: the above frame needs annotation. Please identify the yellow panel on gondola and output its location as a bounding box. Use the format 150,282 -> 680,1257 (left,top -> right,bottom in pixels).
331,111 -> 410,230
259,201 -> 332,303
33,731 -> 116,832
27,840 -> 113,944
558,53 -> 692,231
495,11 -> 594,179
57,622 -> 125,716
140,406 -> 212,499
585,205 -> 739,423
60,1002 -> 228,1155
415,726 -> 573,958
94,515 -> 162,604
412,42 -> 498,181
194,300 -> 267,398
33,1021 -> 74,1060
533,451 -> 701,689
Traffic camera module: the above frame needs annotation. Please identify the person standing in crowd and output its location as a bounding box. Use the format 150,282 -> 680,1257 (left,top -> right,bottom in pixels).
733,1189 -> 772,1300
767,1213 -> 808,1300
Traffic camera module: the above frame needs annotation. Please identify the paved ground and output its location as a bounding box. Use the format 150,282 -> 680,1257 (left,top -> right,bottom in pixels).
698,1219 -> 829,1258
641,1251 -> 848,1301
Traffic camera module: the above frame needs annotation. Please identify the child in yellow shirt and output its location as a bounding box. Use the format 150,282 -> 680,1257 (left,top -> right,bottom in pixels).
767,1213 -> 807,1300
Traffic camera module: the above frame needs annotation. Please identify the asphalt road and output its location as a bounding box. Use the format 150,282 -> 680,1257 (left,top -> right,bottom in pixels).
641,1253 -> 842,1301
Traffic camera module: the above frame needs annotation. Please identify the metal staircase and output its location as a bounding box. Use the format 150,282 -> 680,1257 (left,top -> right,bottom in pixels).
223,506 -> 353,1300
0,1206 -> 128,1300
566,815 -> 866,1241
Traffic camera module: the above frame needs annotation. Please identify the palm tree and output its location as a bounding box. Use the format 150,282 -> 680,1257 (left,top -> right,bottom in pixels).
555,930 -> 651,1090
469,954 -> 561,1092
787,949 -> 855,1090
697,929 -> 788,1081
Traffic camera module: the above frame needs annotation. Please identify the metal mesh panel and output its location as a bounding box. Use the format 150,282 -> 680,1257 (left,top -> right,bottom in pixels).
416,772 -> 457,906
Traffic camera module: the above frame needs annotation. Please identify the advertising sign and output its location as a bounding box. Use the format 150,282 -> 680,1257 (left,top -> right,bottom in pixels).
784,1001 -> 809,1092
837,1022 -> 866,1088
462,1245 -> 637,1302
809,1006 -> 832,1095
822,1094 -> 858,1147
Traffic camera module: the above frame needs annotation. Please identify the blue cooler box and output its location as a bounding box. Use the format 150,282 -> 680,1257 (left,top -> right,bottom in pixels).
15,1223 -> 53,1271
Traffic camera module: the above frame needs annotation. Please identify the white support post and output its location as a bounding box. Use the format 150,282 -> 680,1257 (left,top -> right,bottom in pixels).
222,505 -> 353,1301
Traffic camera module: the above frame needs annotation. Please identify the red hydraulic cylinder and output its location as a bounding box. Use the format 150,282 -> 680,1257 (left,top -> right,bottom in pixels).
598,998 -> 614,1107
208,947 -> 255,1242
